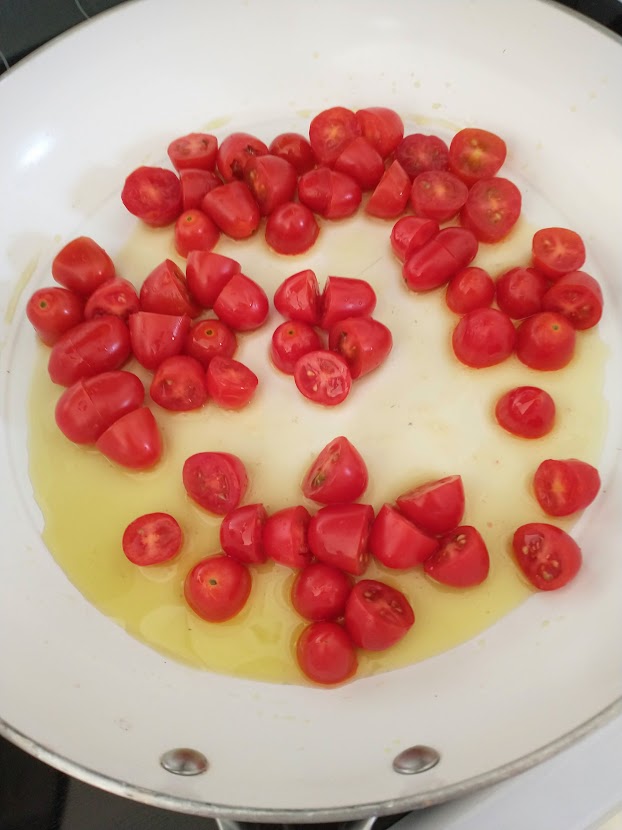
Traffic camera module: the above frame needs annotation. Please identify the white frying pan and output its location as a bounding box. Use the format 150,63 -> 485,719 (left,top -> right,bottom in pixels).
0,0 -> 621,822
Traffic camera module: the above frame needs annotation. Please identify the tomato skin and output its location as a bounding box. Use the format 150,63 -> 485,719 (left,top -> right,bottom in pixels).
448,128 -> 507,186
452,307 -> 516,368
355,107 -> 404,158
201,181 -> 261,240
182,451 -> 248,515
445,267 -> 495,315
27,287 -> 84,345
390,216 -> 439,262
460,177 -> 522,243
301,435 -> 368,505
220,503 -> 268,564
334,137 -> 385,191
298,167 -> 362,220
48,316 -> 131,386
369,504 -> 439,569
541,271 -> 603,331
174,209 -> 220,258
95,407 -> 162,470
294,350 -> 352,407
167,133 -> 218,172
344,579 -> 414,651
495,386 -> 556,439
149,355 -> 208,411
410,170 -> 468,222
206,356 -> 258,410
129,312 -> 191,370
365,161 -> 411,219
308,503 -> 374,576
121,166 -> 183,227
265,202 -> 320,255
52,236 -> 115,296
184,555 -> 252,622
179,169 -> 222,211
292,563 -> 352,621
273,269 -> 321,325
512,523 -> 581,591
122,512 -> 183,565
296,622 -> 358,685
532,227 -> 586,280
263,506 -> 313,568
212,273 -> 269,332
140,259 -> 199,318
515,311 -> 576,371
320,276 -> 377,329
309,106 -> 361,166
328,316 -> 393,379
269,132 -> 317,175
404,228 -> 478,292
55,370 -> 144,444
396,475 -> 465,536
216,132 -> 268,181
424,526 -> 490,587
84,277 -> 140,321
533,458 -> 600,517
495,267 -> 549,320
395,133 -> 449,179
271,321 -> 322,374
185,250 -> 240,309
244,154 -> 297,215
185,318 -> 237,367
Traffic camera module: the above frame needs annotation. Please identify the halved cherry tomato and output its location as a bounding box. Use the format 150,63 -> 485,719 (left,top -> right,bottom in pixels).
179,169 -> 222,211
448,128 -> 507,186
220,504 -> 268,564
244,154 -> 297,215
140,259 -> 199,317
206,356 -> 258,410
201,181 -> 261,240
410,170 -> 468,222
269,132 -> 317,175
533,458 -> 600,517
298,167 -> 362,220
396,475 -> 464,536
308,503 -> 374,575
424,526 -> 490,587
182,451 -> 248,515
273,269 -> 321,325
96,407 -> 162,470
320,276 -> 377,329
122,512 -> 183,565
185,318 -> 237,367
541,271 -> 603,331
292,563 -> 352,621
213,273 -> 269,331
369,504 -> 438,569
174,209 -> 220,258
355,107 -> 404,158
184,555 -> 252,622
121,166 -> 183,227
271,321 -> 322,374
328,316 -> 392,379
334,137 -> 385,190
27,287 -> 84,345
48,316 -> 131,386
460,177 -> 521,243
185,250 -> 240,309
84,277 -> 140,321
216,132 -> 268,181
294,350 -> 352,406
309,106 -> 361,166
296,622 -> 358,685
390,216 -> 439,262
445,267 -> 495,315
395,133 -> 449,179
263,505 -> 312,568
452,307 -> 516,368
167,133 -> 218,171
404,227 -> 478,292
512,523 -> 581,591
515,311 -> 576,371
265,202 -> 320,255
365,161 -> 411,219
344,579 -> 414,650
531,227 -> 586,280
149,355 -> 208,411
129,312 -> 191,370
301,435 -> 368,505
495,267 -> 549,320
495,386 -> 556,439
52,236 -> 115,296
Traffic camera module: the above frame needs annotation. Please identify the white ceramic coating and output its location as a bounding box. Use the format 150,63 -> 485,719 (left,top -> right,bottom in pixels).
0,0 -> 621,820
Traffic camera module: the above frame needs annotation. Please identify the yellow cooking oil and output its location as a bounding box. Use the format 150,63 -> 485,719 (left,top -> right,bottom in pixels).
27,211 -> 608,684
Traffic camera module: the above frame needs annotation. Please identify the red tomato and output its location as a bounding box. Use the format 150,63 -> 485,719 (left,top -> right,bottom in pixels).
48,316 -> 131,386
410,170 -> 468,222
179,169 -> 222,211
140,259 -> 199,318
263,505 -> 313,568
184,555 -> 252,622
452,307 -> 516,368
296,622 -> 358,685
265,202 -> 320,255
185,250 -> 240,309
271,321 -> 322,374
309,503 -> 373,576
355,107 -> 404,158
201,181 -> 261,240
445,267 -> 495,315
167,133 -> 218,171
292,563 -> 352,621
149,355 -> 208,411
96,407 -> 162,470
55,370 -> 144,444
298,167 -> 362,220
512,523 -> 581,591
369,504 -> 439,569
206,356 -> 258,410
365,161 -> 411,219
244,154 -> 297,215
403,227 -> 478,292
273,269 -> 321,325
495,386 -> 556,439
52,236 -> 115,296
220,504 -> 268,564
122,512 -> 183,565
269,132 -> 317,175
390,215 -> 439,262
541,271 -> 603,331
309,106 -> 361,166
532,227 -> 586,280
121,166 -> 183,227
320,276 -> 377,329
182,451 -> 248,515
495,267 -> 549,320
27,287 -> 84,345
533,458 -> 600,517
334,137 -> 385,191
174,209 -> 220,257
301,435 -> 368,505
294,350 -> 352,406
448,128 -> 507,185
460,177 -> 521,243
216,132 -> 268,181
129,312 -> 190,370
84,277 -> 140,321
213,272 -> 269,332
344,579 -> 414,651
515,311 -> 576,371
395,133 -> 449,179
424,526 -> 490,587
328,316 -> 392,379
185,318 -> 237,367
396,475 -> 464,536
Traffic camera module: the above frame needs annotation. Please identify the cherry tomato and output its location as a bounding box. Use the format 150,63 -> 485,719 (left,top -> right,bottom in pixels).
220,504 -> 268,564
140,259 -> 199,317
445,267 -> 495,315
149,355 -> 208,411
129,312 -> 190,370
344,579 -> 414,651
184,555 -> 252,622
268,132 -> 317,175
296,622 -> 358,685
369,504 -> 438,569
52,236 -> 115,296
185,250 -> 240,309
48,316 -> 131,386
216,132 -> 268,181
96,407 -> 162,470
274,269 -> 321,325
448,128 -> 507,185
174,209 -> 220,257
334,137 -> 385,190
212,272 -> 269,332
271,321 -> 322,374
308,503 -> 374,576
320,276 -> 377,329
395,133 -> 449,179
452,307 -> 516,368
182,451 -> 248,515
301,435 -> 368,505
298,167 -> 362,220
541,271 -> 603,331
365,161 -> 411,219
515,311 -> 576,371
512,523 -> 581,591
396,475 -> 465,536
355,107 -> 404,158
201,181 -> 261,240
294,350 -> 352,406
390,216 -> 439,262
410,170 -> 468,222
404,227 -> 478,292
533,458 -> 600,517
167,133 -> 218,171
265,202 -> 320,255
309,106 -> 361,166
460,177 -> 521,243
122,512 -> 183,565
244,154 -> 297,215
495,386 -> 556,439
27,287 -> 84,345
292,563 -> 352,621
328,316 -> 392,379
121,166 -> 183,227
84,277 -> 140,321
55,370 -> 144,444
531,227 -> 586,280
179,169 -> 222,211
206,356 -> 258,410
263,505 -> 312,568
495,267 -> 549,320
185,318 -> 237,367
424,526 -> 490,587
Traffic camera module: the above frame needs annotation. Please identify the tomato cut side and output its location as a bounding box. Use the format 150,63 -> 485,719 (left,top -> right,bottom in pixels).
216,132 -> 268,181
121,166 -> 183,227
205,356 -> 258,410
328,316 -> 393,379
269,132 -> 317,175
541,271 -> 603,331
308,106 -> 361,166
424,526 -> 490,587
301,435 -> 368,505
344,579 -> 414,651
185,250 -> 240,309
512,523 -> 582,590
273,269 -> 321,325
182,451 -> 248,515
168,133 -> 218,172
365,161 -> 411,219
84,277 -> 140,322
448,128 -> 507,185
294,350 -> 352,406
149,355 -> 208,411
532,227 -> 586,280
396,475 -> 465,536
122,512 -> 183,565
410,170 -> 468,222
460,177 -> 521,243
395,133 -> 449,178
355,107 -> 404,158
184,555 -> 252,622
369,504 -> 439,569
533,458 -> 600,517
495,267 -> 549,320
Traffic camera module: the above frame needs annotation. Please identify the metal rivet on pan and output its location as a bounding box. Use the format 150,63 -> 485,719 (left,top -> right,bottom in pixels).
159,748 -> 208,776
392,745 -> 440,774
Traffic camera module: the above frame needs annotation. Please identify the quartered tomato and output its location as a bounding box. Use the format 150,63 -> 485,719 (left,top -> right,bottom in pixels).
27,287 -> 84,345
149,355 -> 208,411
344,579 -> 414,651
244,154 -> 298,215
495,386 -> 556,439
122,512 -> 183,565
216,132 -> 268,181
167,133 -> 218,171
182,451 -> 248,515
84,277 -> 140,321
129,312 -> 191,370
291,563 -> 352,621
533,458 -> 600,517
271,321 -> 322,374
301,435 -> 368,505
395,133 -> 449,178
328,316 -> 392,378
390,215 -> 439,262
213,273 -> 269,332
495,267 -> 549,320
452,307 -> 516,368
512,523 -> 582,591
369,504 -> 438,569
184,555 -> 252,622
48,316 -> 131,386
542,271 -> 603,330
201,181 -> 261,239
515,311 -> 576,370
185,318 -> 237,367
460,177 -> 521,243
269,132 -> 317,175
179,169 -> 222,211
185,250 -> 240,309
296,622 -> 358,685
52,236 -> 115,296
396,475 -> 465,536
294,350 -> 352,406
445,267 -> 495,315
448,128 -> 507,185
320,276 -> 377,329
308,106 -> 361,165
308,503 -> 374,576
365,161 -> 411,219
205,357 -> 258,410
95,407 -> 162,470
140,259 -> 199,317
531,227 -> 586,280
424,526 -> 490,587
334,137 -> 385,191
121,166 -> 183,227
265,202 -> 320,255
263,505 -> 313,569
273,269 -> 321,325
355,107 -> 404,158
410,170 -> 468,222
174,209 -> 220,257
220,503 -> 268,564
